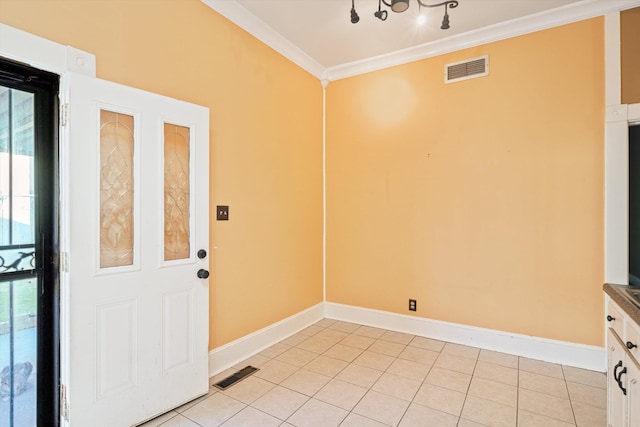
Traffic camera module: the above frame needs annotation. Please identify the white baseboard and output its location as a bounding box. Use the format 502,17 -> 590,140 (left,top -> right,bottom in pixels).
208,303 -> 324,376
325,302 -> 606,372
208,301 -> 606,376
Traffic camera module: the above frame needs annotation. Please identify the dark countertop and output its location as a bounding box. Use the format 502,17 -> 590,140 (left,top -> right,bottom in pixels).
604,283 -> 640,326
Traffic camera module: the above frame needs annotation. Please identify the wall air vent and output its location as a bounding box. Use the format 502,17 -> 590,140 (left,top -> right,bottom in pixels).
445,55 -> 489,84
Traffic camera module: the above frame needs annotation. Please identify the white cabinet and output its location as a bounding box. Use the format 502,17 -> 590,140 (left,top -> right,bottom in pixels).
608,329 -> 625,427
607,299 -> 640,427
629,360 -> 640,427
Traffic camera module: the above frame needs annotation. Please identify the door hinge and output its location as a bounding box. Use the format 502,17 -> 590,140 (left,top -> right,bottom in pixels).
60,103 -> 69,127
60,383 -> 69,422
60,251 -> 69,273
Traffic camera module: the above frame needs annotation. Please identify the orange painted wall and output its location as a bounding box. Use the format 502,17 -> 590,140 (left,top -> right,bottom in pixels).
0,0 -> 324,349
622,7 -> 640,105
0,0 -> 608,349
326,19 -> 605,346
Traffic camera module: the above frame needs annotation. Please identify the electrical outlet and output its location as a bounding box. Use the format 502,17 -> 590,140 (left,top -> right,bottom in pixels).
409,299 -> 417,311
217,205 -> 229,221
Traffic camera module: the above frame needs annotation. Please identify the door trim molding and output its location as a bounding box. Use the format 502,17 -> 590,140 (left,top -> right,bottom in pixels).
0,24 -> 95,77
0,23 -> 95,427
604,102 -> 640,283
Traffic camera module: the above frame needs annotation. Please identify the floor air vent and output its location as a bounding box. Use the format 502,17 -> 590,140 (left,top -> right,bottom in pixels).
445,55 -> 489,83
213,366 -> 259,390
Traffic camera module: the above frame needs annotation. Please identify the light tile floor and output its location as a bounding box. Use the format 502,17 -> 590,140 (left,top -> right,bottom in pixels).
140,319 -> 607,427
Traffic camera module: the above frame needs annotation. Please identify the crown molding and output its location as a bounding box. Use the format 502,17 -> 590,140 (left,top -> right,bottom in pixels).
326,0 -> 640,81
200,0 -> 325,79
201,0 -> 640,83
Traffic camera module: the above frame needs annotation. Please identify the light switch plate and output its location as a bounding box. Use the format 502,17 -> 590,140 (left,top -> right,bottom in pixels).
217,205 -> 229,221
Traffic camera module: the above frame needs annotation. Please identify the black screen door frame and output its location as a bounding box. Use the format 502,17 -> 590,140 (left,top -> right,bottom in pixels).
0,57 -> 60,427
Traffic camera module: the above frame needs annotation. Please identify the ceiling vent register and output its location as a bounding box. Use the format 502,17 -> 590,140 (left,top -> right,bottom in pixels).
445,55 -> 489,83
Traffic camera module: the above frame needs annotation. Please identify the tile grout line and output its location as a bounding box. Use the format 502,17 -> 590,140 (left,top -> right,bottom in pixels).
336,325 -> 423,425
322,325 -> 381,425
457,347 -> 480,427
562,365 -> 579,427
382,348 -> 422,426
515,355 -> 519,427
276,324 -> 373,425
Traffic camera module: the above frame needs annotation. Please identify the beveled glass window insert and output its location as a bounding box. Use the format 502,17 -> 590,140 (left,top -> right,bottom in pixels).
99,110 -> 134,268
163,123 -> 190,261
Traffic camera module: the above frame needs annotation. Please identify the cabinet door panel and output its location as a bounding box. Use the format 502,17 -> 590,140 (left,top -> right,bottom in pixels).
609,329 -> 626,427
627,357 -> 640,427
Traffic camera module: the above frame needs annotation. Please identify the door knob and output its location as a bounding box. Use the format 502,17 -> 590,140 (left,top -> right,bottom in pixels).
197,269 -> 209,279
197,249 -> 207,259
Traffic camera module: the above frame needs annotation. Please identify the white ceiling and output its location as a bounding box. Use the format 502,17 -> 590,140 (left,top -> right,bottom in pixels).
202,0 -> 640,80
234,0 -> 579,67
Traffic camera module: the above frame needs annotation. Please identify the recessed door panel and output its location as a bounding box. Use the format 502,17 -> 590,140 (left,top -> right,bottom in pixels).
163,289 -> 193,373
96,299 -> 138,398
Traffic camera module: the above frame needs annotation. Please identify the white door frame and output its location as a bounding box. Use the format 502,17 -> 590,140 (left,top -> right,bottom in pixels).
604,12 -> 640,285
605,102 -> 640,285
1,23 -> 94,427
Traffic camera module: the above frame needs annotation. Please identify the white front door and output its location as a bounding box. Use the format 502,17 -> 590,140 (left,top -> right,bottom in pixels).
65,73 -> 210,426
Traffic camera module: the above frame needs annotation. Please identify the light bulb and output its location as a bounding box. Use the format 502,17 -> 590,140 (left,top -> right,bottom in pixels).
417,14 -> 426,25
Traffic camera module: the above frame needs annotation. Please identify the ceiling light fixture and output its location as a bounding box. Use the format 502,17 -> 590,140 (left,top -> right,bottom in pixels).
374,0 -> 388,21
352,0 -> 459,29
351,0 -> 360,23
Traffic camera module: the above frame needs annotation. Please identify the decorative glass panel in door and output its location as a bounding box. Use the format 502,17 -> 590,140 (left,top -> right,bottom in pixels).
164,123 -> 190,261
99,110 -> 135,268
